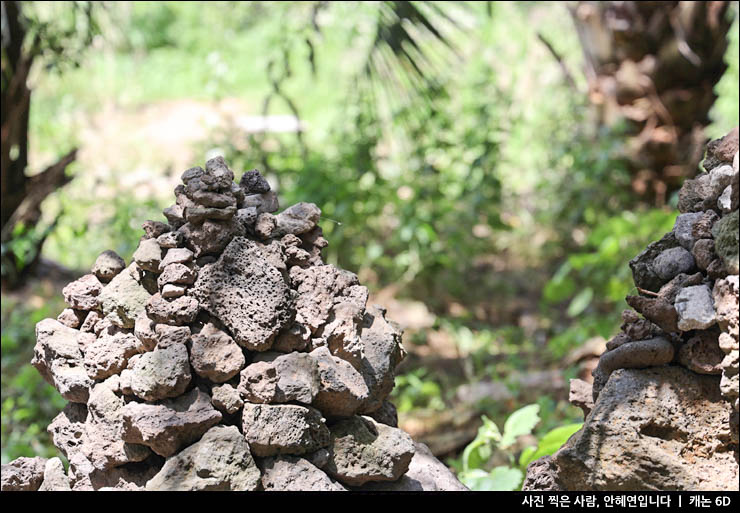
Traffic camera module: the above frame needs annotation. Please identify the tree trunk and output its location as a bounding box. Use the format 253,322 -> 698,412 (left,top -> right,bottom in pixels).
1,0 -> 77,289
571,1 -> 733,206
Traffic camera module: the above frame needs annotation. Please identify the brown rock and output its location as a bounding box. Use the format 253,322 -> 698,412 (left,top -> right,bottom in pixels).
62,274 -> 103,311
121,388 -> 222,457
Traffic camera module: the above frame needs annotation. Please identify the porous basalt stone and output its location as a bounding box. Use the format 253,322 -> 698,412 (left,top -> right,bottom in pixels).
324,416 -> 415,486
191,237 -> 293,351
145,425 -> 260,491
241,403 -> 330,457
121,388 -> 222,457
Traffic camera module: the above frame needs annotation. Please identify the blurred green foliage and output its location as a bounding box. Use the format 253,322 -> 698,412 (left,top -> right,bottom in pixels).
452,404 -> 582,491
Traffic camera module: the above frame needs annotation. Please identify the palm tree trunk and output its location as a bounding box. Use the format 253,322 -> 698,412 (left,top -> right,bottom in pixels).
571,1 -> 733,206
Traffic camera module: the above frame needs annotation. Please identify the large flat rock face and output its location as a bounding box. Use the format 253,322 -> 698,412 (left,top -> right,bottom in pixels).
552,367 -> 738,491
191,237 -> 293,351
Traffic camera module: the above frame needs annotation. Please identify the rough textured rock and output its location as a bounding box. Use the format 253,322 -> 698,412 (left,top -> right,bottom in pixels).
238,352 -> 319,404
133,238 -> 162,273
92,250 -> 127,283
190,322 -> 245,382
121,388 -> 222,457
145,293 -> 199,325
356,442 -> 468,491
242,403 -> 330,457
83,327 -> 139,380
311,346 -> 369,417
211,383 -> 243,415
145,426 -> 260,491
191,237 -> 293,350
99,264 -> 152,329
129,343 -> 192,401
1,457 -> 47,491
32,319 -> 93,403
62,274 -> 103,311
260,455 -> 346,491
675,284 -> 716,331
38,457 -> 71,491
357,306 -> 406,413
324,416 -> 415,486
553,367 -> 738,490
712,210 -> 739,274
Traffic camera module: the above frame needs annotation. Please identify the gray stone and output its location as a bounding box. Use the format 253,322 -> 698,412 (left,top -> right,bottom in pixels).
154,324 -> 191,347
357,306 -> 406,413
62,274 -> 103,311
145,293 -> 199,325
179,218 -> 243,258
145,425 -> 260,491
121,388 -> 222,457
211,384 -> 243,414
522,455 -> 565,491
32,319 -> 92,403
190,322 -> 245,382
678,330 -> 725,375
92,250 -> 126,283
161,283 -> 187,298
260,455 -> 346,491
675,285 -> 716,331
311,346 -> 369,417
129,343 -> 192,401
157,262 -> 197,288
185,205 -> 237,224
191,237 -> 293,351
83,326 -> 139,380
243,191 -> 279,214
133,238 -> 162,273
240,169 -> 271,194
551,367 -> 738,490
324,416 -> 414,486
156,230 -> 183,249
239,352 -> 319,404
653,247 -> 695,282
242,403 -> 330,457
356,442 -> 468,491
673,213 -> 703,250
254,213 -> 277,239
273,202 -> 321,237
1,456 -> 47,491
158,247 -> 194,271
141,220 -> 170,239
629,232 -> 680,291
38,457 -> 71,491
56,308 -> 86,329
100,264 -> 153,329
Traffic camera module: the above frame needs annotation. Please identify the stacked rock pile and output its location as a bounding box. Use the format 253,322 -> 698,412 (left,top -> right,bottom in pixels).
525,128 -> 739,491
1,157 -> 466,491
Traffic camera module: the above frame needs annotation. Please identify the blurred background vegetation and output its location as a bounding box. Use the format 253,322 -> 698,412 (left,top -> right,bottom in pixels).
1,1 -> 738,490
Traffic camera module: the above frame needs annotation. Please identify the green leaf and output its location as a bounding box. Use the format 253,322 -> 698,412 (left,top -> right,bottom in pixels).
566,287 -> 593,318
500,404 -> 540,449
518,445 -> 537,468
525,423 -> 583,465
459,467 -> 524,491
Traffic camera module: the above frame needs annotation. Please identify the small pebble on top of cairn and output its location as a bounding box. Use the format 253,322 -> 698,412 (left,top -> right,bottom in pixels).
1,157 -> 467,492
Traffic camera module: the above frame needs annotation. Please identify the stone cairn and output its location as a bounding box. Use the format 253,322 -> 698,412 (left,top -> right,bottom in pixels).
525,128 -> 739,491
1,157 -> 467,491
